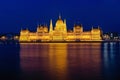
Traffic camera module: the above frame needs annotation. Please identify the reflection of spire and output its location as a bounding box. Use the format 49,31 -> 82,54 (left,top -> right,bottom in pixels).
49,19 -> 53,33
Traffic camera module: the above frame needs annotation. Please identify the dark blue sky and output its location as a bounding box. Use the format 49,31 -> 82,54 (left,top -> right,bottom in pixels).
0,0 -> 120,33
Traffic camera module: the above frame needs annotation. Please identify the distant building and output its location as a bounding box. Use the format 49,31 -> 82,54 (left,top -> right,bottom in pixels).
0,33 -> 20,41
19,16 -> 102,41
103,32 -> 119,40
103,33 -> 110,40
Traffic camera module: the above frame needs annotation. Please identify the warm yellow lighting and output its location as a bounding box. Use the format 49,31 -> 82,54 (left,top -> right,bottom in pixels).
14,36 -> 19,40
19,16 -> 102,42
1,36 -> 6,40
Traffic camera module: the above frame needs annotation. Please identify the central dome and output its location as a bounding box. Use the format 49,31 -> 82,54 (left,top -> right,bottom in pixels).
56,19 -> 64,25
56,15 -> 64,26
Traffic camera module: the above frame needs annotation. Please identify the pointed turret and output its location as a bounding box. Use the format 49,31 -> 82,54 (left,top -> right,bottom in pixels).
37,22 -> 40,27
64,19 -> 66,24
64,19 -> 67,32
92,26 -> 94,30
26,27 -> 28,30
81,24 -> 83,27
98,25 -> 100,29
21,27 -> 23,31
49,19 -> 53,33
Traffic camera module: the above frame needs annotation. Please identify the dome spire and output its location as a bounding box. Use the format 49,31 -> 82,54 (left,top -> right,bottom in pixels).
59,13 -> 61,19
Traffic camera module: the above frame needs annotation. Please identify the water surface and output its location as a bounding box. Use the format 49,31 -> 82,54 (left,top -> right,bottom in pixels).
0,42 -> 120,80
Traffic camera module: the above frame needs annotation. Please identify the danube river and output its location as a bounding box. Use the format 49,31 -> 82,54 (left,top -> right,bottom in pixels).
0,42 -> 120,80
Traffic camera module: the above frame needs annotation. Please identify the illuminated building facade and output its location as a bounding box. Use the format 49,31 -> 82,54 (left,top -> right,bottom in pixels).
20,16 -> 102,42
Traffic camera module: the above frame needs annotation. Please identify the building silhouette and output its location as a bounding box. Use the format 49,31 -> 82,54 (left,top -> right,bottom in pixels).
20,16 -> 102,41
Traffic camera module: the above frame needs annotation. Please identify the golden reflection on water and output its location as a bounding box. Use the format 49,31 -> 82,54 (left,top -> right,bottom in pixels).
20,43 -> 102,80
48,43 -> 68,80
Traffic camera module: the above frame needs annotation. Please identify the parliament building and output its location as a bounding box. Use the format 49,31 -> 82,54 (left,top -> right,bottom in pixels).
19,16 -> 102,42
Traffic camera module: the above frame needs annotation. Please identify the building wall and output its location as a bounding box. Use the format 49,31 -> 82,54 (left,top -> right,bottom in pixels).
20,29 -> 102,41
19,17 -> 102,42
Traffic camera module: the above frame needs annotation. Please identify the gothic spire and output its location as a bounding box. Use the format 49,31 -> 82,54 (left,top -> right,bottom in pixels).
49,19 -> 53,33
64,19 -> 66,24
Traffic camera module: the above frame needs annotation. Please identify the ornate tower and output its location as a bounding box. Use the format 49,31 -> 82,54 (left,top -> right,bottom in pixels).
49,19 -> 53,34
64,19 -> 67,33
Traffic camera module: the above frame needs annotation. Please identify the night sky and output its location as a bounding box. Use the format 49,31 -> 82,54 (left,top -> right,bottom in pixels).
0,0 -> 120,33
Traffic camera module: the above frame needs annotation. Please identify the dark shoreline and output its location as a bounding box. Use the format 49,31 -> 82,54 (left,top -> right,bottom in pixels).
0,40 -> 120,44
19,40 -> 120,43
